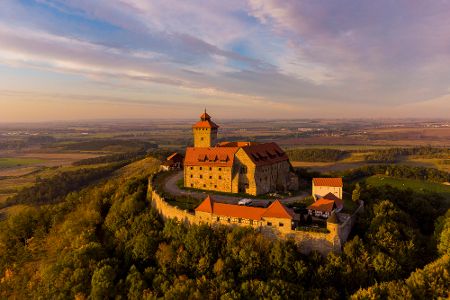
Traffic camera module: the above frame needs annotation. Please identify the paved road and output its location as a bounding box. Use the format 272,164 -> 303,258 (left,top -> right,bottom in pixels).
163,171 -> 309,206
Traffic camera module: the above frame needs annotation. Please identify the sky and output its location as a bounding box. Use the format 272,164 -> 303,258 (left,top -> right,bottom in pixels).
0,0 -> 449,122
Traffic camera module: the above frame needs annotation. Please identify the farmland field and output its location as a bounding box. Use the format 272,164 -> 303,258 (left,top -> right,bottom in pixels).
364,175 -> 450,199
291,152 -> 450,173
0,157 -> 45,169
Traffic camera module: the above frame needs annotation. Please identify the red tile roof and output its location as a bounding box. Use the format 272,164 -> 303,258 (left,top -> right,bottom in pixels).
193,120 -> 219,129
195,197 -> 294,220
262,200 -> 296,219
184,147 -> 238,167
200,111 -> 211,120
313,178 -> 343,187
193,110 -> 219,128
322,192 -> 343,210
213,203 -> 267,220
167,152 -> 183,162
196,195 -> 214,213
185,142 -> 289,167
241,142 -> 289,166
307,198 -> 336,213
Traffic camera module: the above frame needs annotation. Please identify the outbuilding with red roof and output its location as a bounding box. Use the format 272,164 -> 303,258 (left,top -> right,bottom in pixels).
312,177 -> 343,200
194,196 -> 297,232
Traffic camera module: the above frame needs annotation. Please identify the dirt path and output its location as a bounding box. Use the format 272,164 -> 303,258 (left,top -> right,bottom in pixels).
163,171 -> 308,206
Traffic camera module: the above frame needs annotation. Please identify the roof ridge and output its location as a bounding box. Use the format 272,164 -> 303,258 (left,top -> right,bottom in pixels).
262,200 -> 295,219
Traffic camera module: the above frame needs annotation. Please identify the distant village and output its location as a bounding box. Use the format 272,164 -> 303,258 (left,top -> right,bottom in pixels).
155,111 -> 358,252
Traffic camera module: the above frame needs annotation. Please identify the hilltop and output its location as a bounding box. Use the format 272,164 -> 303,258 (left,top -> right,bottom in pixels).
0,153 -> 448,299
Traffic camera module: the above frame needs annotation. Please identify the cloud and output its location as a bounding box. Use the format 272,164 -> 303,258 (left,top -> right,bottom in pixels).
0,0 -> 449,121
248,0 -> 450,101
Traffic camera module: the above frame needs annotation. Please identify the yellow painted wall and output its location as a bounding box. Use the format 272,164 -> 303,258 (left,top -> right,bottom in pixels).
150,178 -> 362,256
312,185 -> 343,199
184,165 -> 233,192
193,127 -> 218,147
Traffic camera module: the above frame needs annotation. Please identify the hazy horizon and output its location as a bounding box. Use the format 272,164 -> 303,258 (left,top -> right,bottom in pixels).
1,1 -> 450,122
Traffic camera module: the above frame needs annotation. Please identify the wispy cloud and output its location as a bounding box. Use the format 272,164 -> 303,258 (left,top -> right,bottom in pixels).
0,0 -> 449,121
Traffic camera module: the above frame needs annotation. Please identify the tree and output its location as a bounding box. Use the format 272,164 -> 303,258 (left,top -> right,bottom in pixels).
352,183 -> 361,203
126,265 -> 147,300
90,265 -> 116,300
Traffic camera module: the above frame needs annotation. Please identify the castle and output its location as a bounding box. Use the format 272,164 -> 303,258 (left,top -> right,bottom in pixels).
184,110 -> 298,195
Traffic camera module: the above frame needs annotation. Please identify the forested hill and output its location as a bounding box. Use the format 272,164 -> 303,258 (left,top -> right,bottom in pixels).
0,157 -> 449,299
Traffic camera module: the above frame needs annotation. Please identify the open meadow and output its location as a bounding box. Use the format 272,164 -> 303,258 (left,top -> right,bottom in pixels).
365,174 -> 450,200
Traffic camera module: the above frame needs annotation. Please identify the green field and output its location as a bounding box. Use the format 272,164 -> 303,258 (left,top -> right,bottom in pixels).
0,158 -> 45,169
365,175 -> 450,199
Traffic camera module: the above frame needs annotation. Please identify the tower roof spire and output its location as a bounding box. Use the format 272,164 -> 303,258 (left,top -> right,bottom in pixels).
194,109 -> 219,129
200,109 -> 211,121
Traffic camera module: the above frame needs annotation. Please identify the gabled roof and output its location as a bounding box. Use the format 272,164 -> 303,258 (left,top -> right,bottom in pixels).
313,178 -> 343,187
262,200 -> 296,219
184,147 -> 238,167
240,142 -> 289,167
195,195 -> 214,213
195,197 -> 294,220
307,198 -> 336,213
213,203 -> 267,220
322,192 -> 344,210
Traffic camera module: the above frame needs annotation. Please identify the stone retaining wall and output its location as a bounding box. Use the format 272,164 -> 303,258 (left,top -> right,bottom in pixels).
149,179 -> 363,256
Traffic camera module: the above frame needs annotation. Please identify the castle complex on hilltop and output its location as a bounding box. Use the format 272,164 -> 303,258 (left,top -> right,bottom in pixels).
183,110 -> 298,195
152,110 -> 362,255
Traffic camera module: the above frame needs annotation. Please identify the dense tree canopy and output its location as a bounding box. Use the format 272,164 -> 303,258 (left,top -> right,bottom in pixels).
0,157 -> 449,299
285,148 -> 349,162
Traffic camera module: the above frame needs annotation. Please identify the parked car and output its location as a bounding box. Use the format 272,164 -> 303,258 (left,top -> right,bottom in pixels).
238,198 -> 253,206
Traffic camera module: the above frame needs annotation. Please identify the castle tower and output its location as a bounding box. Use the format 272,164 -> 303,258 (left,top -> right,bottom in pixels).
192,109 -> 219,147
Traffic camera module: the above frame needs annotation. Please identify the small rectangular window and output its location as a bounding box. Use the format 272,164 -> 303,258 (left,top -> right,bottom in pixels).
214,185 -> 217,188
240,166 -> 248,174
209,175 -> 212,179
219,176 -> 222,180
190,174 -> 193,178
238,218 -> 242,223
200,167 -> 203,170
190,167 -> 193,170
216,217 -> 220,221
267,222 -> 272,226
209,167 -> 212,171
203,184 -> 206,187
279,223 -> 284,227
218,168 -> 222,171
200,175 -> 203,179
191,184 -> 194,187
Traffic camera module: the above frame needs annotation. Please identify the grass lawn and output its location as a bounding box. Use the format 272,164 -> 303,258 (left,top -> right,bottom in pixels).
365,175 -> 450,199
0,158 -> 45,169
166,196 -> 203,211
403,157 -> 450,173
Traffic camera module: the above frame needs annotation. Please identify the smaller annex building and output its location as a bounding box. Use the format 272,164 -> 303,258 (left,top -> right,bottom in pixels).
194,196 -> 298,233
307,192 -> 344,218
160,152 -> 184,171
312,177 -> 343,200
